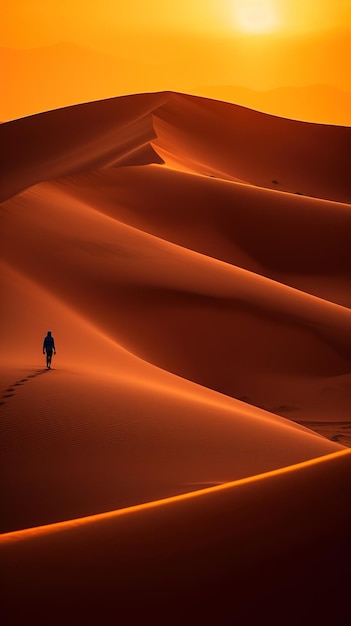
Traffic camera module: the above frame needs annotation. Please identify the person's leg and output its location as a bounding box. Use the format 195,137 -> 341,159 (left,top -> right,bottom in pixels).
46,349 -> 52,368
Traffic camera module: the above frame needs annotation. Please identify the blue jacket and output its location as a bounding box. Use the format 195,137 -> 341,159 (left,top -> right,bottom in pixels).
43,334 -> 55,351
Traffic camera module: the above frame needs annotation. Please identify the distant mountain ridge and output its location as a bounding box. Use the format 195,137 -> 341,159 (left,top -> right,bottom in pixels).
2,42 -> 350,125
193,84 -> 351,126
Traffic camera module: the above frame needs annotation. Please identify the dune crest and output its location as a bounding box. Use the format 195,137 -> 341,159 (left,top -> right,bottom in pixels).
1,91 -> 350,203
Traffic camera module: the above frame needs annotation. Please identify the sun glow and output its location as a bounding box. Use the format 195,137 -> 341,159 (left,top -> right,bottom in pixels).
233,0 -> 280,33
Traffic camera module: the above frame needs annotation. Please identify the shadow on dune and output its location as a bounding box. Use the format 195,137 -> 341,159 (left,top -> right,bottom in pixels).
0,369 -> 49,407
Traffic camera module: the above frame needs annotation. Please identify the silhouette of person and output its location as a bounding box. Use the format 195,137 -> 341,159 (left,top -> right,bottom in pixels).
43,330 -> 56,369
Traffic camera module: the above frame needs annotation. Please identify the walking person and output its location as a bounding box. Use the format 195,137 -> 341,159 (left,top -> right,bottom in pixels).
43,330 -> 56,369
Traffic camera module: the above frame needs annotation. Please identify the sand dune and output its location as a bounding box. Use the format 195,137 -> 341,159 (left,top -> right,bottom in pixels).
1,91 -> 350,203
0,260 -> 343,533
1,92 -> 350,622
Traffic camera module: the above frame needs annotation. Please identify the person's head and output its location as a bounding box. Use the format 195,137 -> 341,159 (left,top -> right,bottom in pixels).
47,330 -> 52,336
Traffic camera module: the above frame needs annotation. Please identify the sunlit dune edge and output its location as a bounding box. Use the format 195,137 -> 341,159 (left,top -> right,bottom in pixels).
1,448 -> 350,623
1,448 -> 349,543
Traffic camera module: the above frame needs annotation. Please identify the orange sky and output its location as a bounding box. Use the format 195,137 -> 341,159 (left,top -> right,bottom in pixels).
2,0 -> 351,123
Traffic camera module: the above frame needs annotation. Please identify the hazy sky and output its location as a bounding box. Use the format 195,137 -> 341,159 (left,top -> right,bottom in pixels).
2,1 -> 351,122
3,0 -> 351,46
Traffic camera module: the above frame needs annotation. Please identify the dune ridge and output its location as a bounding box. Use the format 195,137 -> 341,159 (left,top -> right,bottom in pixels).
1,91 -> 350,622
1,448 -> 349,543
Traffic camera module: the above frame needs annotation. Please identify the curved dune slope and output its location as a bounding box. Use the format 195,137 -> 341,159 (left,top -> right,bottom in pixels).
0,262 -> 342,532
0,92 -> 350,622
1,177 -> 351,425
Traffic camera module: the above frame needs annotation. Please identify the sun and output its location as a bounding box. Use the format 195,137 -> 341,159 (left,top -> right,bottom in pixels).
233,0 -> 279,34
